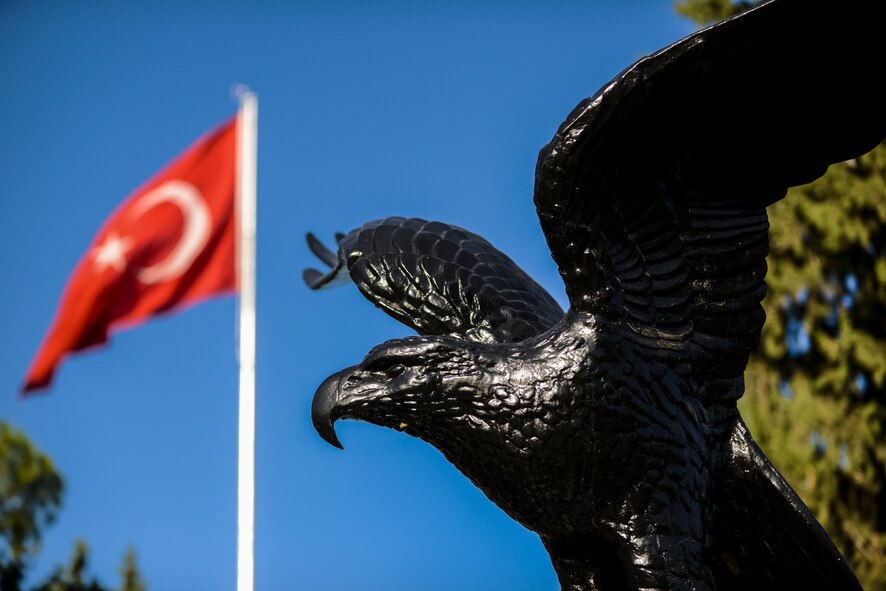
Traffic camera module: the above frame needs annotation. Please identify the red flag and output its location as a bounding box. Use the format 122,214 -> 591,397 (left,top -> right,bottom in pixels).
23,117 -> 239,394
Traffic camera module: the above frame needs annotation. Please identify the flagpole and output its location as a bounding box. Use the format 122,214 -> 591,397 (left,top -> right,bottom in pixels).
236,88 -> 258,591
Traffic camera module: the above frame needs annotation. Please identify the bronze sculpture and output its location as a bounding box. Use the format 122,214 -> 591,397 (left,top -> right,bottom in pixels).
304,0 -> 884,588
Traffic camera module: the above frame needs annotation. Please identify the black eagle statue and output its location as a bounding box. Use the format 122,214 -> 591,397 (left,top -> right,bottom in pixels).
304,0 -> 883,588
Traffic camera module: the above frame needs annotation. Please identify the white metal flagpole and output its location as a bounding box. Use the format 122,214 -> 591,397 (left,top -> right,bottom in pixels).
235,88 -> 258,591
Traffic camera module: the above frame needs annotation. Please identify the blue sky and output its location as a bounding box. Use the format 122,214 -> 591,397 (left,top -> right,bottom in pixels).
0,2 -> 693,589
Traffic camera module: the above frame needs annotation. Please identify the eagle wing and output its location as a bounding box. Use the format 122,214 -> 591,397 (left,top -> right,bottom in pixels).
533,1 -> 880,586
709,419 -> 860,589
534,0 -> 885,382
304,216 -> 564,343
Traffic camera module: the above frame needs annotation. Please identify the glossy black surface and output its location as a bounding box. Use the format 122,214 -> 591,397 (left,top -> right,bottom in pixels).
304,0 -> 884,588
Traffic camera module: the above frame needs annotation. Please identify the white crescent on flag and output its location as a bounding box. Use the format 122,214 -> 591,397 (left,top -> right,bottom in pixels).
130,180 -> 212,285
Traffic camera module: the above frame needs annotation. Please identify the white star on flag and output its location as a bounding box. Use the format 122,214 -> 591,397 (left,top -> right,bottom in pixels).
91,231 -> 133,273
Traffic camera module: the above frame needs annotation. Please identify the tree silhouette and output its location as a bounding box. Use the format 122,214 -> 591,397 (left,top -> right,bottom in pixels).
0,422 -> 147,591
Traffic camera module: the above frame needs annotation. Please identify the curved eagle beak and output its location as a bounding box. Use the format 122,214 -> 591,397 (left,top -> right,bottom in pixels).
311,367 -> 352,450
311,337 -> 453,450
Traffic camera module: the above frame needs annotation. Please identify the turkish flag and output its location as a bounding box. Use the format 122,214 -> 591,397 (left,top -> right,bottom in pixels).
23,117 -> 239,394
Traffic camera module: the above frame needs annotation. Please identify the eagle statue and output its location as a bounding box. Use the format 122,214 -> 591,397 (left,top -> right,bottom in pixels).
303,0 -> 883,588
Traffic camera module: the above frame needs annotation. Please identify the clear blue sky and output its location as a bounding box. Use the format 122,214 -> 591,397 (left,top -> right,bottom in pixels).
0,2 -> 693,589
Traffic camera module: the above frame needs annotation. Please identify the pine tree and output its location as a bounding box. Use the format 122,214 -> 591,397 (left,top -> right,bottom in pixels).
33,541 -> 105,591
117,549 -> 145,591
675,1 -> 886,588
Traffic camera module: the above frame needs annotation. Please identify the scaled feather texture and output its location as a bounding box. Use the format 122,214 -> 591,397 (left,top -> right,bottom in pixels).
304,0 -> 884,588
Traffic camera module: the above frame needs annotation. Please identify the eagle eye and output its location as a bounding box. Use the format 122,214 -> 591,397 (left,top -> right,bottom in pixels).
385,364 -> 406,378
362,354 -> 408,376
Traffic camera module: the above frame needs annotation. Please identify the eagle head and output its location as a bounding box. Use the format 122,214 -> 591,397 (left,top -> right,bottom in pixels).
311,326 -> 597,534
312,335 -> 491,450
